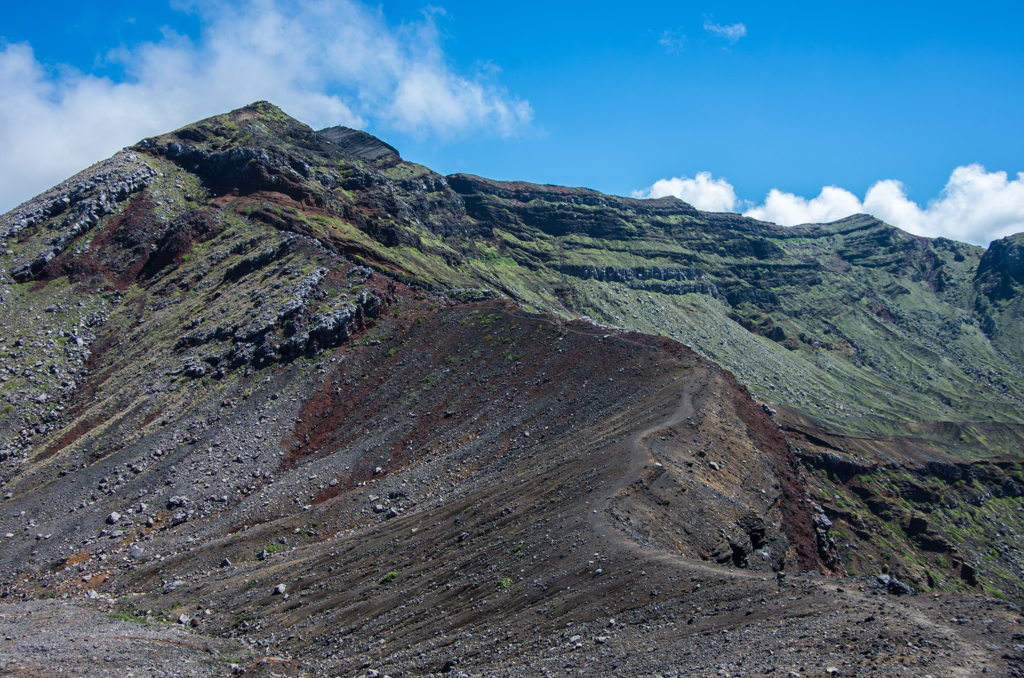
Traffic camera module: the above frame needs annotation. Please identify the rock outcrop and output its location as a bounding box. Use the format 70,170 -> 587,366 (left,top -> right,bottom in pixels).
5,152 -> 156,280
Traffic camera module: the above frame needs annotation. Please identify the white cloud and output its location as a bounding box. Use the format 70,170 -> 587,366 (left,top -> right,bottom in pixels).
631,172 -> 739,212
0,0 -> 532,212
703,20 -> 747,44
744,185 -> 863,226
635,164 -> 1024,246
862,166 -> 1024,245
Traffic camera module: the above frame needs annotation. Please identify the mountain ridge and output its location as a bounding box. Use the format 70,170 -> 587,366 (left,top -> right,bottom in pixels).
2,101 -> 1024,676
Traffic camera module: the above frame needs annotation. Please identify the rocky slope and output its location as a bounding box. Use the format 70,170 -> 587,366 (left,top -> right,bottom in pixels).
0,101 -> 1023,676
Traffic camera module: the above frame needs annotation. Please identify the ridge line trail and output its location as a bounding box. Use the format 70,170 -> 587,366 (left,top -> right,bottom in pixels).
586,364 -> 764,581
578,362 -> 987,671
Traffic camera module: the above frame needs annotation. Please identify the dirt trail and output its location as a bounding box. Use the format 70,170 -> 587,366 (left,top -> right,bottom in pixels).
587,365 -> 703,535
586,364 -> 770,581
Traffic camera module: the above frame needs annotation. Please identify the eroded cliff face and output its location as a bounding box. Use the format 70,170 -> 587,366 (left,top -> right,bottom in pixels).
972,232 -> 1024,366
437,174 -> 1018,437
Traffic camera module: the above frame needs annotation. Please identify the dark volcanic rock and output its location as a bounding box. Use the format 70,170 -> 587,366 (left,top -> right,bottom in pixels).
315,126 -> 400,161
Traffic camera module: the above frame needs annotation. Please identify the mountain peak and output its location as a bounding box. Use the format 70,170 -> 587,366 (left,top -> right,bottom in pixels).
315,125 -> 400,161
134,101 -> 403,177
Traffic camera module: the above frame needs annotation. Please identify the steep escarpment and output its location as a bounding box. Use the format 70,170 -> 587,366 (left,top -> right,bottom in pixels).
973,232 -> 1024,366
443,176 -> 1019,437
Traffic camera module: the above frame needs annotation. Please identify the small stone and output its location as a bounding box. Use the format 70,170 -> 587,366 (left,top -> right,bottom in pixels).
274,583 -> 287,595
106,512 -> 121,525
374,466 -> 383,475
257,549 -> 268,560
178,614 -> 190,625
129,544 -> 144,559
162,580 -> 186,594
220,557 -> 232,567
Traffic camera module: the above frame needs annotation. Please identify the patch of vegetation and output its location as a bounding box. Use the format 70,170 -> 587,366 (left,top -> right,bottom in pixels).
109,612 -> 148,625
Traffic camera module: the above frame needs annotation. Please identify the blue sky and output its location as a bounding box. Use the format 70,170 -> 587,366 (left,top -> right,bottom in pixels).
2,1 -> 1023,244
